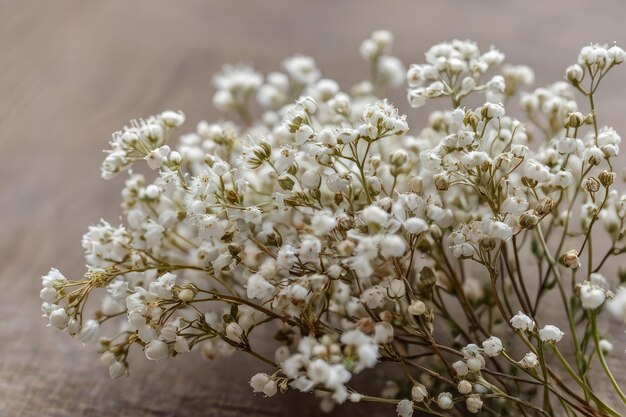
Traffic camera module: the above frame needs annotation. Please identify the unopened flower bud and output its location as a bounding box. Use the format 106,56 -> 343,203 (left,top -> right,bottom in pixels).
561,249 -> 580,269
436,392 -> 454,410
411,383 -> 428,402
458,380 -> 473,395
178,288 -> 195,302
419,267 -> 436,288
434,175 -> 449,191
408,176 -> 423,193
408,300 -> 427,316
390,150 -> 409,166
536,198 -> 554,216
367,177 -> 382,196
565,64 -> 584,84
379,310 -> 393,322
466,394 -> 483,413
357,317 -> 375,335
565,112 -> 585,128
519,211 -> 539,229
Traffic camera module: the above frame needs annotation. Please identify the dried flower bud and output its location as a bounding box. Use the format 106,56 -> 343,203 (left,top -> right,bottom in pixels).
357,317 -> 375,335
278,175 -> 295,191
536,198 -> 554,216
408,176 -> 423,194
561,249 -> 580,269
598,170 -> 615,187
419,267 -> 436,288
379,310 -> 393,322
565,112 -> 585,128
434,175 -> 449,191
585,177 -> 600,193
519,211 -> 539,229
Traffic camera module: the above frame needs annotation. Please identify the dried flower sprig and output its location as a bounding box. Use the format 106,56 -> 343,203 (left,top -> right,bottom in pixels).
41,32 -> 626,416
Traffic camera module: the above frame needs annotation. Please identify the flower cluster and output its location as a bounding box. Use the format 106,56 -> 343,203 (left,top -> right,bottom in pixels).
41,33 -> 626,417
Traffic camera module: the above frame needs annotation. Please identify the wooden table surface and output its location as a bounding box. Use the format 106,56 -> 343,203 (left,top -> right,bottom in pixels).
2,1 -> 626,416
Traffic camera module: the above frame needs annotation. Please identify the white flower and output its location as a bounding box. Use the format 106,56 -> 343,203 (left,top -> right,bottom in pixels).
160,110 -> 185,127
539,325 -> 564,343
49,307 -> 69,329
149,272 -> 177,299
311,211 -> 337,236
519,352 -> 539,368
411,383 -> 428,402
380,235 -> 406,258
246,274 -> 276,301
145,145 -> 170,170
408,300 -> 427,316
362,206 -> 388,227
373,321 -> 394,344
436,392 -> 454,410
510,312 -> 535,332
404,217 -> 428,234
283,55 -> 320,84
482,336 -> 503,357
453,360 -> 469,377
606,287 -> 626,323
457,380 -> 473,394
108,361 -> 126,379
550,171 -> 574,189
524,159 -> 550,182
226,322 -> 244,342
578,282 -> 606,309
466,394 -> 483,413
599,339 -> 613,354
396,399 -> 414,417
78,320 -> 100,344
489,221 -> 513,240
145,340 -> 169,360
250,373 -> 278,397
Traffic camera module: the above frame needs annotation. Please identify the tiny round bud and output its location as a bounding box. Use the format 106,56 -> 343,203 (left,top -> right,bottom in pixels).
561,249 -> 580,269
178,288 -> 195,302
599,339 -> 613,354
145,184 -> 160,199
408,300 -> 427,316
411,383 -> 428,402
466,394 -> 483,414
436,392 -> 454,410
565,64 -> 584,84
379,310 -> 393,322
434,175 -> 449,191
458,380 -> 473,394
169,151 -> 182,165
390,150 -> 409,167
519,210 -> 539,230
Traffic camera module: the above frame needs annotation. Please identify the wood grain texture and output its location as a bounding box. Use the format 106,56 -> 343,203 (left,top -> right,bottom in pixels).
1,1 -> 626,416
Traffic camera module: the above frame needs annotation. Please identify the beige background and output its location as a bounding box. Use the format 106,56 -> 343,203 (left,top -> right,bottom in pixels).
1,1 -> 626,416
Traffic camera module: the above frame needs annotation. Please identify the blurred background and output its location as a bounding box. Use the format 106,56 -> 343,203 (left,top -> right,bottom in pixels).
1,1 -> 626,416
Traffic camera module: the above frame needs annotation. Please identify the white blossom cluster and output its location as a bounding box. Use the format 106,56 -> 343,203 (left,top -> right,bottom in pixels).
41,34 -> 626,416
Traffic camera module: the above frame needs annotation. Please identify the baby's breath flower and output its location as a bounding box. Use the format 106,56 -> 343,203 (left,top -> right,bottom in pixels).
539,325 -> 564,343
40,34 -> 626,417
